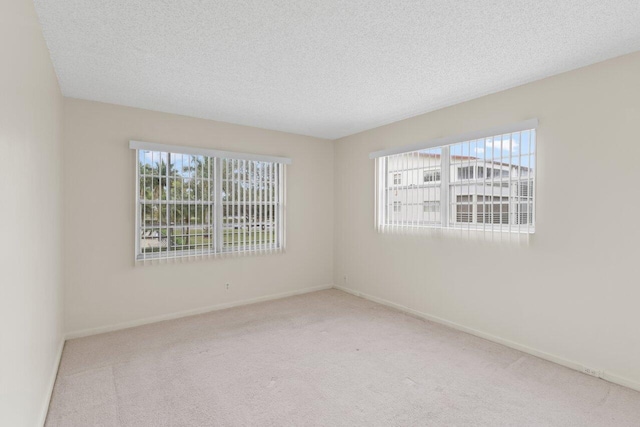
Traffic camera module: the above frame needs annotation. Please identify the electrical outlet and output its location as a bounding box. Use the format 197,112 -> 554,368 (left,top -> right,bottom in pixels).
582,367 -> 603,378
225,283 -> 230,291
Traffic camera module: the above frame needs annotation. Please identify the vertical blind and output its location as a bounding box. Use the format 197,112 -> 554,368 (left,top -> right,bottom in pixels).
373,121 -> 537,235
131,141 -> 289,262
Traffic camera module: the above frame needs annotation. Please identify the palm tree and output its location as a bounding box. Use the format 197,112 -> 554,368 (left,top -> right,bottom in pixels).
139,156 -> 178,250
139,158 -> 177,201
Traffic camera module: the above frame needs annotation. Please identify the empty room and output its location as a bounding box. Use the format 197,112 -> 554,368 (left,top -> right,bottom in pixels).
2,0 -> 640,425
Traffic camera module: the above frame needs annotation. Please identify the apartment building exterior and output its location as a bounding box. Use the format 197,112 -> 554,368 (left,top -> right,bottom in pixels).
384,151 -> 534,231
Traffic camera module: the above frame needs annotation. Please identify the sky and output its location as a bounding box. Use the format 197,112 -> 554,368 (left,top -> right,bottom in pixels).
420,130 -> 535,168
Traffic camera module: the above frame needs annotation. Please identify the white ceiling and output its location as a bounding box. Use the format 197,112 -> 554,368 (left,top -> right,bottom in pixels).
34,1 -> 640,139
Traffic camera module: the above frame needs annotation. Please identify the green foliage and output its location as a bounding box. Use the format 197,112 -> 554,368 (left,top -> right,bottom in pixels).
139,154 -> 278,233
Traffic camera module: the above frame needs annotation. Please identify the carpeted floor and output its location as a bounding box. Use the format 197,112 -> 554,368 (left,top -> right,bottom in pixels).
46,289 -> 640,426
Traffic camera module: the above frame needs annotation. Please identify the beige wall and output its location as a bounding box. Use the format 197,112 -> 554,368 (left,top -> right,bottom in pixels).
63,99 -> 334,336
333,52 -> 640,389
0,0 -> 64,425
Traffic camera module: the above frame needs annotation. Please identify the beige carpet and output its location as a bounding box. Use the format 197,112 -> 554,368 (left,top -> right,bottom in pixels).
46,289 -> 640,426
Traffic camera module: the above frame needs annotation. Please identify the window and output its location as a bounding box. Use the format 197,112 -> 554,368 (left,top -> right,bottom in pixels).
131,141 -> 290,261
518,181 -> 533,197
423,170 -> 441,182
480,167 -> 510,178
393,173 -> 402,185
457,166 -> 474,180
423,201 -> 440,213
372,120 -> 536,234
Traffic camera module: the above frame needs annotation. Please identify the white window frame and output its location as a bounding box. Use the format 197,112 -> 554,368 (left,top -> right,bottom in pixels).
372,119 -> 537,235
131,140 -> 290,262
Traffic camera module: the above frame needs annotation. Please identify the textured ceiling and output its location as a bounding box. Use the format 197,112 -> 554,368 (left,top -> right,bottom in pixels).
34,1 -> 640,139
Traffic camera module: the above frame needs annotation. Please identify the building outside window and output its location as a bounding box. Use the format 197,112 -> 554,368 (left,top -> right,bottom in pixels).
374,125 -> 536,233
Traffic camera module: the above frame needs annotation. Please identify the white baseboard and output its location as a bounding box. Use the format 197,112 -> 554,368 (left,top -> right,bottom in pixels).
65,284 -> 333,340
604,371 -> 640,393
333,285 -> 640,393
39,338 -> 65,426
